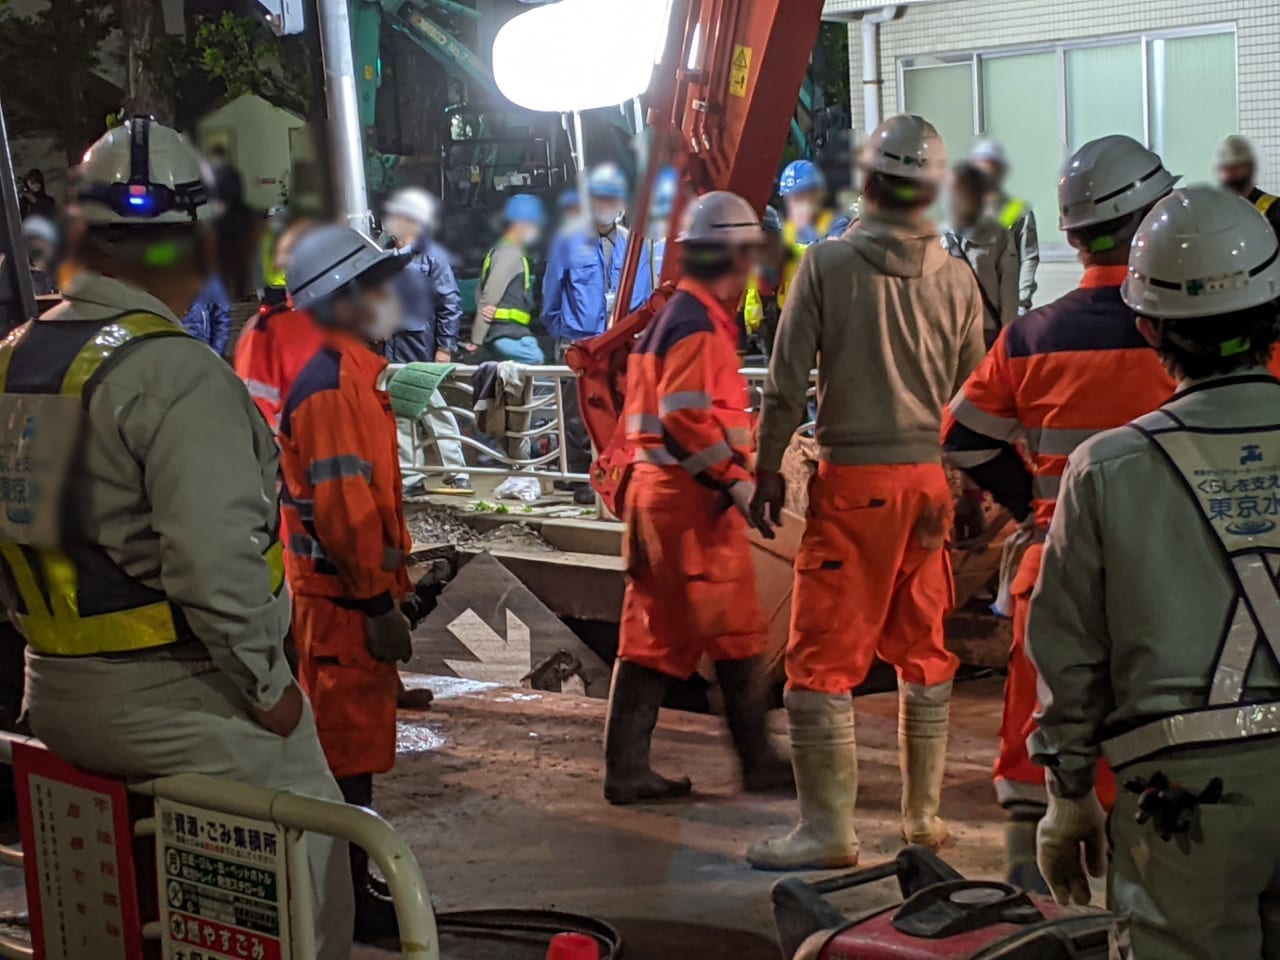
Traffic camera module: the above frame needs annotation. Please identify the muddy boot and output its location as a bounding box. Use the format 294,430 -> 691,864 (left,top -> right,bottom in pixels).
1005,803 -> 1050,894
746,691 -> 859,870
337,775 -> 401,946
900,681 -> 951,849
715,657 -> 793,793
603,660 -> 693,805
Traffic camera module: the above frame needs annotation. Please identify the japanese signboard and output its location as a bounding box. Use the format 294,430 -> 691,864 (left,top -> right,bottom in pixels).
12,743 -> 143,960
156,799 -> 292,960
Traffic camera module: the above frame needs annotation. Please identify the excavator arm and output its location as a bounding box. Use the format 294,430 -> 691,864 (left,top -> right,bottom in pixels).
565,0 -> 827,512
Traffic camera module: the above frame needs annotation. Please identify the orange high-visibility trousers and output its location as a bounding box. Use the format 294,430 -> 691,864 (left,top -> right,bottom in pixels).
786,462 -> 958,694
996,544 -> 1116,809
293,595 -> 398,780
618,465 -> 766,679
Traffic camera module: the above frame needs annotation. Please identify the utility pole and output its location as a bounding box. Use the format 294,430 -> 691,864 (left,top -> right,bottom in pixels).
316,0 -> 372,230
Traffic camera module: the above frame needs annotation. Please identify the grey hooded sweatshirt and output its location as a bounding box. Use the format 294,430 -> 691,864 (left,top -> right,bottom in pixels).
758,212 -> 986,471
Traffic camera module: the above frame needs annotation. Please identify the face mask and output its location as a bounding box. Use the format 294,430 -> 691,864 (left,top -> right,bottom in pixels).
366,295 -> 403,341
1222,175 -> 1252,195
788,199 -> 816,226
524,227 -> 541,247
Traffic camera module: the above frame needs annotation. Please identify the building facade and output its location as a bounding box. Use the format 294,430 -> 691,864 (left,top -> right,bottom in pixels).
825,0 -> 1277,291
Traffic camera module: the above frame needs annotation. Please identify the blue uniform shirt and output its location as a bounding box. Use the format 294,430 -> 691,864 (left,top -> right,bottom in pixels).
541,224 -> 652,342
181,275 -> 232,356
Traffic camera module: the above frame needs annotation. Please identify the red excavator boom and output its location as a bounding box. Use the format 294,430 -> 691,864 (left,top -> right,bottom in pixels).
564,0 -> 826,512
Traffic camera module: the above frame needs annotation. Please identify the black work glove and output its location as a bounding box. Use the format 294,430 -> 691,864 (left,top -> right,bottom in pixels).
365,607 -> 413,663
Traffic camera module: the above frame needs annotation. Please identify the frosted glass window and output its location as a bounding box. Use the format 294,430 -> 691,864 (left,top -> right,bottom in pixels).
982,52 -> 1063,245
902,63 -> 974,167
1150,33 -> 1237,182
1067,43 -> 1144,151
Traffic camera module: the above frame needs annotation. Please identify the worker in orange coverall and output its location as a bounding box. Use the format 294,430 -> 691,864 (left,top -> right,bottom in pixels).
942,135 -> 1178,892
233,219 -> 323,431
605,190 -> 794,805
748,115 -> 986,871
278,224 -> 415,944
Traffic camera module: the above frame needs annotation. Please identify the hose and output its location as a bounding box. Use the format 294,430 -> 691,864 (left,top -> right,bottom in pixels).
437,909 -> 623,959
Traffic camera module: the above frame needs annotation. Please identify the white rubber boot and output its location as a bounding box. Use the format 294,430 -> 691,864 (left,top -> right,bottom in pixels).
900,680 -> 951,849
746,691 -> 859,871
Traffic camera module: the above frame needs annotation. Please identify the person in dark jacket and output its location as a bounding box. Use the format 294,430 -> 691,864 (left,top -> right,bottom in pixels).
19,168 -> 55,220
381,187 -> 469,489
181,273 -> 233,356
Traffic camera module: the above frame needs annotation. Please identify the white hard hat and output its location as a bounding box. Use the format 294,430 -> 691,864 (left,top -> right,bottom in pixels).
383,187 -> 440,231
860,115 -> 946,182
675,191 -> 762,245
969,137 -> 1008,169
287,223 -> 412,312
1058,135 -> 1179,231
1123,186 -> 1280,319
74,116 -> 212,226
21,215 -> 57,248
1215,134 -> 1256,169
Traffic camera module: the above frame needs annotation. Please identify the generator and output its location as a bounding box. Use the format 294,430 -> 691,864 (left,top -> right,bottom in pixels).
771,847 -> 1113,960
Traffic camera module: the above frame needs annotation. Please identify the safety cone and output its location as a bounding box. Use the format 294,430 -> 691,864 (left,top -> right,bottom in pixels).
546,932 -> 600,960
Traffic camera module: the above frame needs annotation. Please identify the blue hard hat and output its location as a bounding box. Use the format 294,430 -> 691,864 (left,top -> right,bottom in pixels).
650,167 -> 678,217
503,192 -> 546,226
778,159 -> 825,196
588,163 -> 628,199
558,186 -> 580,209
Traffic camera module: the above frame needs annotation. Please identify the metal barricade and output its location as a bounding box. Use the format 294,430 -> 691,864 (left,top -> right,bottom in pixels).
394,362 -> 814,487
0,732 -> 439,960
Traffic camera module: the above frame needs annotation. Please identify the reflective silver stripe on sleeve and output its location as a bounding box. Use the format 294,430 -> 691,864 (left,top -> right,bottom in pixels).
245,378 -> 282,403
288,533 -> 328,559
635,448 -> 679,466
308,454 -> 373,485
1032,474 -> 1061,501
1102,701 -> 1280,768
1035,426 -> 1099,457
382,547 -> 405,571
626,412 -> 664,436
680,440 -> 732,475
659,390 -> 712,417
950,391 -> 1021,443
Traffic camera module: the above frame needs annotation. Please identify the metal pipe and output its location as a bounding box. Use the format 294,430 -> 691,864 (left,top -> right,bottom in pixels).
0,94 -> 37,324
317,0 -> 371,230
860,6 -> 899,135
131,774 -> 440,959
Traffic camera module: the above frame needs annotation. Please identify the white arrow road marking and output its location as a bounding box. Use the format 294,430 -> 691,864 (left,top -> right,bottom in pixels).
444,608 -> 531,685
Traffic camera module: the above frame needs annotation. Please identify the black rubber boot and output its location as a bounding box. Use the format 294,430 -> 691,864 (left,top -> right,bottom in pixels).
338,775 -> 401,946
603,660 -> 693,805
716,657 -> 795,794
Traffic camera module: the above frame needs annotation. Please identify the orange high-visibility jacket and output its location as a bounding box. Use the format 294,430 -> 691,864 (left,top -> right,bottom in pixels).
233,302 -> 326,431
943,265 -> 1175,526
278,332 -> 411,610
623,279 -> 754,490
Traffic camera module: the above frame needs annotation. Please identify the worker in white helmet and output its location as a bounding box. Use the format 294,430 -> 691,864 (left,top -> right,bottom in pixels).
971,137 -> 1039,312
1030,186 -> 1280,956
1215,134 -> 1280,237
943,134 -> 1178,892
381,186 -> 470,491
748,115 -> 986,870
609,191 -> 792,804
4,117 -> 353,954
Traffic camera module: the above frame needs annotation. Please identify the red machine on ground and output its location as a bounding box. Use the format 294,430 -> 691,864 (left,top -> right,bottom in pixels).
565,0 -> 826,513
772,848 -> 1113,960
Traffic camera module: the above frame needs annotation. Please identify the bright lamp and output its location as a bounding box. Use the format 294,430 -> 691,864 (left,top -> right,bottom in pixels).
493,0 -> 672,113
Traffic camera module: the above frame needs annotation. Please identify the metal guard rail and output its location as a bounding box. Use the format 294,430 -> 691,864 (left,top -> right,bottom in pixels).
0,731 -> 439,960
396,362 -> 815,484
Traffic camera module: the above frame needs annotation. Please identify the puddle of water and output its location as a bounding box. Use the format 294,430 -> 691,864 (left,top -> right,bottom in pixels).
401,674 -> 501,701
395,723 -> 448,755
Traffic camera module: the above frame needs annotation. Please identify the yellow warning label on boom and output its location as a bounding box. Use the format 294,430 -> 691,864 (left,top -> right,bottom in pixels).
728,44 -> 752,99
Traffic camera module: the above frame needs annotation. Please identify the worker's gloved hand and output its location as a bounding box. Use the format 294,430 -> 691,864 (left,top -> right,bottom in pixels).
251,682 -> 305,738
727,480 -> 758,526
365,607 -> 414,664
749,469 -> 786,539
1036,790 -> 1107,906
